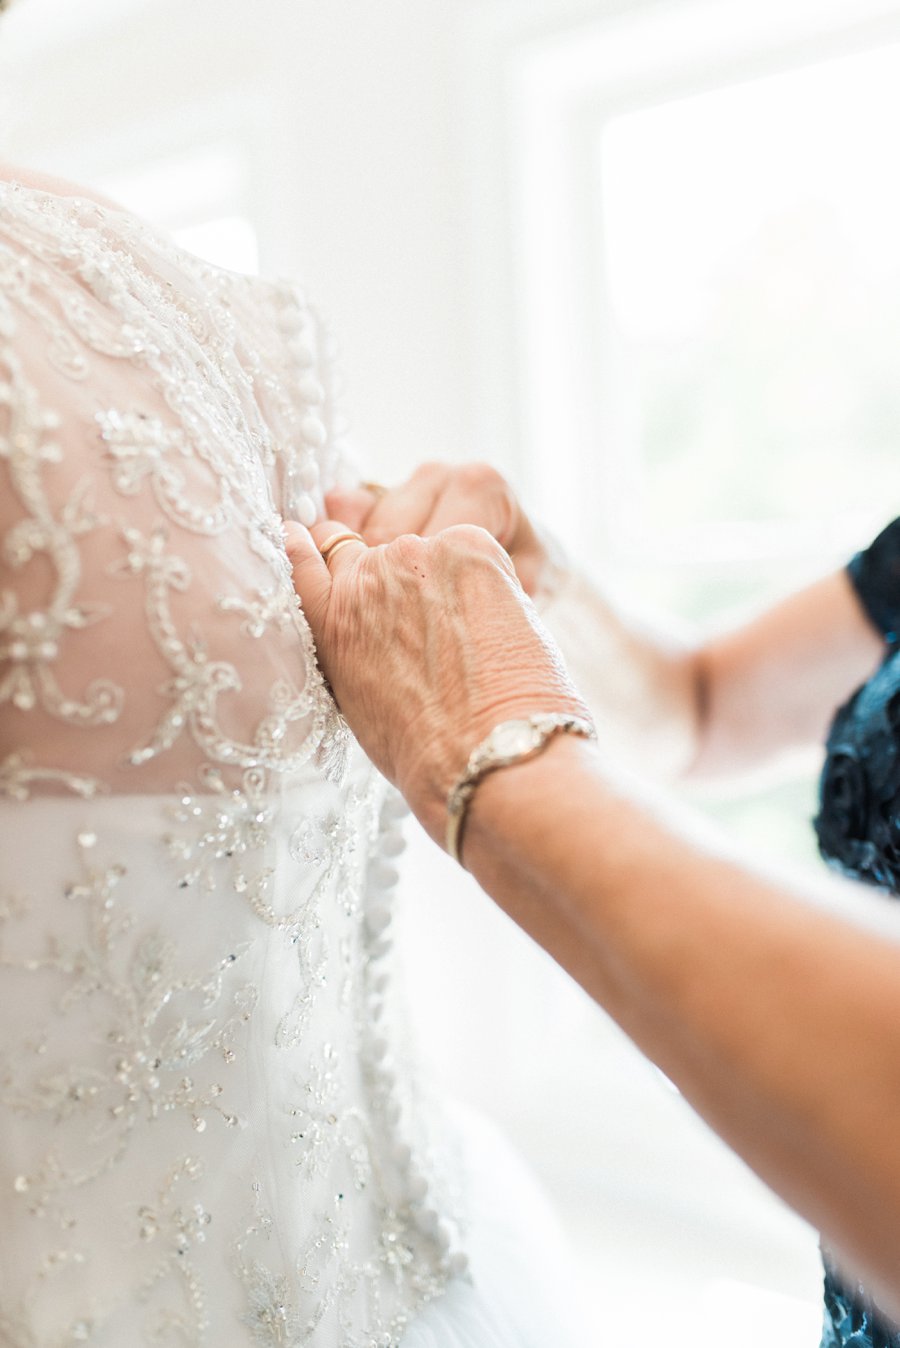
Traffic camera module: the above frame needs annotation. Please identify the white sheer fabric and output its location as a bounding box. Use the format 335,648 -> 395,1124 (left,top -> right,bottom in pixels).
540,570 -> 695,778
0,182 -> 585,1347
398,1105 -> 590,1348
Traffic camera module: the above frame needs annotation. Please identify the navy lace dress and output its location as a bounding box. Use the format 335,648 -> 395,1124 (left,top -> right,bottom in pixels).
815,517 -> 900,1348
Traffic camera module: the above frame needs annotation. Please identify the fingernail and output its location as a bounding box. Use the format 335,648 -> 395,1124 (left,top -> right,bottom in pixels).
282,520 -> 305,546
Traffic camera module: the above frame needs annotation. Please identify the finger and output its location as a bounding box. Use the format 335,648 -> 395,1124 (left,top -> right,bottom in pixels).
363,462 -> 451,546
421,466 -> 517,547
440,522 -> 519,579
283,521 -> 334,639
310,518 -> 369,577
324,486 -> 379,534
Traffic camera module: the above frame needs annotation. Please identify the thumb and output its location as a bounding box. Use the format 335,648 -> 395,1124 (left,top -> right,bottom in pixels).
283,521 -> 332,640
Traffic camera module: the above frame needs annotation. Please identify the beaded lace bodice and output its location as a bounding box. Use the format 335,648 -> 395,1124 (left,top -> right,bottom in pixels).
0,182 -> 461,1347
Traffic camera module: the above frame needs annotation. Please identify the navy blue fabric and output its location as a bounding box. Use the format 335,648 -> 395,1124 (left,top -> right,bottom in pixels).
820,1260 -> 900,1348
847,518 -> 900,646
815,517 -> 900,1346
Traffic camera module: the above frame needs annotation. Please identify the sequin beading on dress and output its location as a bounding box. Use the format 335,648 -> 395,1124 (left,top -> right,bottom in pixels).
0,181 -> 463,1347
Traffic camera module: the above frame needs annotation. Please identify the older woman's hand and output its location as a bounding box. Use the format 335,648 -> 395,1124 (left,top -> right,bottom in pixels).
325,462 -> 557,598
284,518 -> 587,842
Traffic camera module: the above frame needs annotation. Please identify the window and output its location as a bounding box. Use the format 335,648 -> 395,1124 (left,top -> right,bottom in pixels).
600,40 -> 900,621
503,0 -> 900,603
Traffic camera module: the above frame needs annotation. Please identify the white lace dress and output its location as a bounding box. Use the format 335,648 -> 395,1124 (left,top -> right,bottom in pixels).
0,183 -> 587,1348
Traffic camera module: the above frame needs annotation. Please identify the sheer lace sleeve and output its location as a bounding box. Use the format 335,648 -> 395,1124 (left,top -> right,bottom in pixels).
539,567 -> 696,776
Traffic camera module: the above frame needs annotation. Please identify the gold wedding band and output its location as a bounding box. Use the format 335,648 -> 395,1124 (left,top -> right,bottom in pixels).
318,530 -> 366,566
361,480 -> 388,501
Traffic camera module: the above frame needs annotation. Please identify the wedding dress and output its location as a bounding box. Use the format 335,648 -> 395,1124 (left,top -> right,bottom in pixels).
0,182 -> 586,1347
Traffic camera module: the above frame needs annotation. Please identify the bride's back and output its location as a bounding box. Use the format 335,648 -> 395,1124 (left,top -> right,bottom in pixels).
0,181 -> 459,1346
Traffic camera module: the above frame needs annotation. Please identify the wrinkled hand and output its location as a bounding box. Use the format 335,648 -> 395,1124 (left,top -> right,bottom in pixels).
325,462 -> 555,598
284,518 -> 587,844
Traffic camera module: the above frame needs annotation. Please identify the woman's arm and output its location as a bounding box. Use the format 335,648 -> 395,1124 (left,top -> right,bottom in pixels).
538,565 -> 884,779
286,516 -> 900,1320
327,468 -> 885,780
684,567 -> 884,776
462,734 -> 900,1319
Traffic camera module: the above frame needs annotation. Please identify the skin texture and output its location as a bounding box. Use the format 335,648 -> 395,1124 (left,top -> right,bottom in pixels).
284,475 -> 900,1320
286,517 -> 589,822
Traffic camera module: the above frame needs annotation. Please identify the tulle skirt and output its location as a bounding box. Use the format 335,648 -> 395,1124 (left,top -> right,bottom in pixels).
400,1106 -> 589,1348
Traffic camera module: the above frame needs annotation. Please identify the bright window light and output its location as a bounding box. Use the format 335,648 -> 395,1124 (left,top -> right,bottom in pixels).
600,41 -> 900,554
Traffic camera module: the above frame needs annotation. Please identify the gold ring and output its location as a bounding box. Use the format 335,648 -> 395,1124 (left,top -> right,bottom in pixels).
318,530 -> 366,565
361,480 -> 388,501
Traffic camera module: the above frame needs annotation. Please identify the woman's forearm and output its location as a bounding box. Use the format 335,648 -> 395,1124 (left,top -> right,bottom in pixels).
538,570 -> 699,778
543,568 -> 883,782
459,735 -> 900,1316
689,569 -> 884,778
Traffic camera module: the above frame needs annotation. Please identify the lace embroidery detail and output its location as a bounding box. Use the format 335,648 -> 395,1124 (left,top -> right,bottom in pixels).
0,349 -> 122,726
0,749 -> 104,800
0,182 -> 463,1346
107,524 -> 322,774
0,833 -> 256,1192
97,409 -> 235,536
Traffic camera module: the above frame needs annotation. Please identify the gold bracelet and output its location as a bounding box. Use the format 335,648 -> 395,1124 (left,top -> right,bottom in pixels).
446,713 -> 596,867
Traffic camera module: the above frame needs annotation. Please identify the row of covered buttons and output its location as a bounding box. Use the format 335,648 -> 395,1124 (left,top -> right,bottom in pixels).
364,788 -> 469,1280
